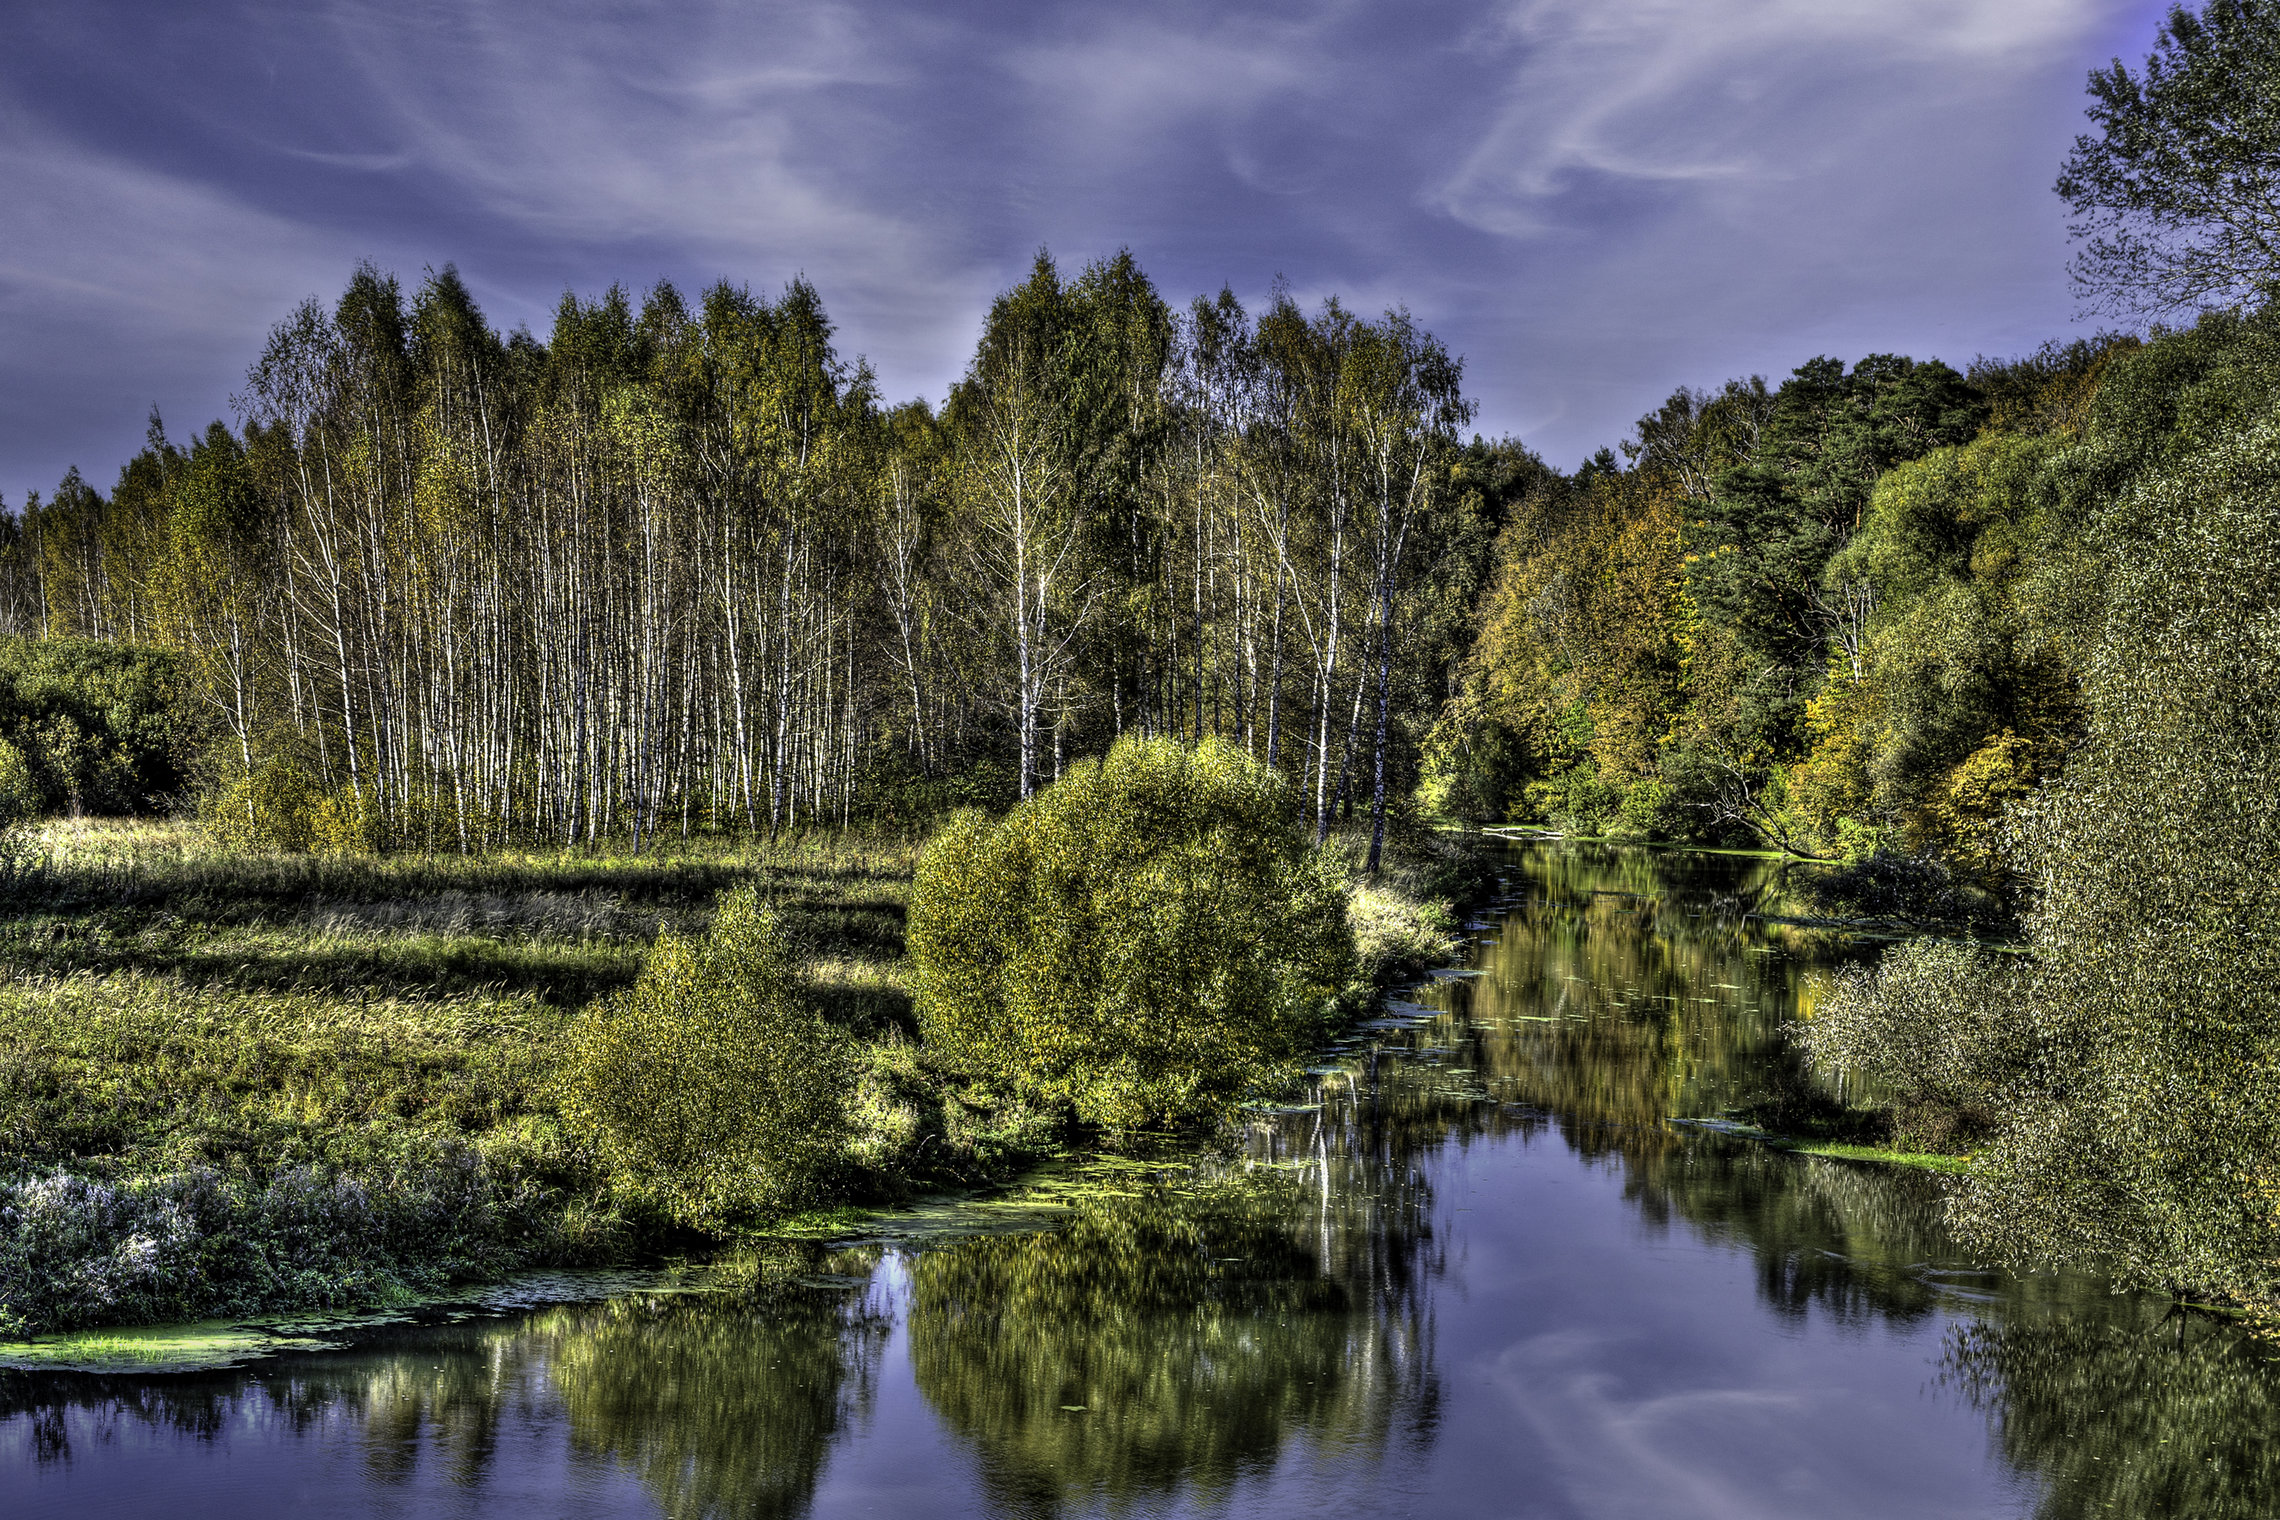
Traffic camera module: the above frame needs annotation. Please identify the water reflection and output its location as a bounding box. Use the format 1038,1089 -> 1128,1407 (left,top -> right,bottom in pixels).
543,1264 -> 889,1520
907,1170 -> 1437,1516
1946,1307 -> 2280,1519
8,841 -> 2280,1519
2,1255 -> 887,1519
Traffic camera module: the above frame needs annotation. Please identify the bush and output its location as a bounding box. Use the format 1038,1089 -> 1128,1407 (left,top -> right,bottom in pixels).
1607,778 -> 1677,841
559,886 -> 852,1227
1346,881 -> 1459,988
909,736 -> 1355,1129
0,1150 -> 564,1337
852,753 -> 1019,830
0,638 -> 188,815
202,744 -> 409,856
0,737 -> 38,830
1805,939 -> 2023,1150
1414,701 -> 1531,825
1523,762 -> 1621,834
203,750 -> 323,851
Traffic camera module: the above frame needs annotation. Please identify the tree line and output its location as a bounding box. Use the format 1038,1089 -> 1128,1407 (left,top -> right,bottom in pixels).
1421,337 -> 2123,886
0,253 -> 2209,897
0,253 -> 1520,868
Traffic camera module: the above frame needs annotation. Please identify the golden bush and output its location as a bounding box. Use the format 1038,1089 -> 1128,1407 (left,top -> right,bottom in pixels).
909,736 -> 1353,1128
561,886 -> 851,1225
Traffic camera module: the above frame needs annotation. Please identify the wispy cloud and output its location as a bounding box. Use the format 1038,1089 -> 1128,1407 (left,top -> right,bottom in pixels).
0,0 -> 2161,496
1439,0 -> 2117,237
0,119 -> 362,497
1483,1325 -> 2001,1520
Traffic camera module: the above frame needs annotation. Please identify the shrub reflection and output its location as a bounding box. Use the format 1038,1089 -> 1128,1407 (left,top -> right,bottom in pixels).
906,1169 -> 1439,1514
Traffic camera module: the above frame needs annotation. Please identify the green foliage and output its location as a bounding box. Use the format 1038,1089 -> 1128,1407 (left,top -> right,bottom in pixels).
1413,701 -> 1530,825
561,885 -> 853,1226
1345,879 -> 1459,988
1808,327 -> 2280,1307
201,750 -> 324,852
0,971 -> 586,1336
0,638 -> 186,816
909,736 -> 1355,1128
1809,939 -> 2023,1150
1782,343 -> 2144,864
0,738 -> 38,830
2058,0 -> 2280,317
850,754 -> 1019,831
1524,762 -> 1621,835
1690,354 -> 1987,760
1607,778 -> 1678,841
0,823 -> 1041,1332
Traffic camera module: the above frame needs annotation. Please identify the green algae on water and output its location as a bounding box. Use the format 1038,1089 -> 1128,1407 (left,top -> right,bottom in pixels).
0,1321 -> 334,1374
1668,1117 -> 1974,1175
0,1267 -> 700,1375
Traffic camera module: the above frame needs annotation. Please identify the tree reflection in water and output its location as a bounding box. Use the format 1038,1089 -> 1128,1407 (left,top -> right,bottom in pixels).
0,1315 -> 570,1481
542,1253 -> 889,1520
905,1162 -> 1440,1517
11,841 -> 2280,1519
1945,1306 -> 2280,1520
0,1247 -> 889,1520
1383,841 -> 2006,1323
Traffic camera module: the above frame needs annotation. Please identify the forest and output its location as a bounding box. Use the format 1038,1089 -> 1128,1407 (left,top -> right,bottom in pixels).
0,253 -> 2143,900
0,254 -> 1507,872
5,0 -> 2280,1332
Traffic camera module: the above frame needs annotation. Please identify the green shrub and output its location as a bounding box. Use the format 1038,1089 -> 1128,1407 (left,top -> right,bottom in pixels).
1524,762 -> 1621,834
560,886 -> 852,1226
908,736 -> 1355,1129
1347,880 -> 1459,989
0,737 -> 38,828
202,745 -> 407,856
1806,938 -> 2024,1150
1607,778 -> 1675,841
0,638 -> 188,814
203,751 -> 323,851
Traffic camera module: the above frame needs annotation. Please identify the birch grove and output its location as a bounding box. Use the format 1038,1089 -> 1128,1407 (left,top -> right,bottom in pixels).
0,253 -> 1492,847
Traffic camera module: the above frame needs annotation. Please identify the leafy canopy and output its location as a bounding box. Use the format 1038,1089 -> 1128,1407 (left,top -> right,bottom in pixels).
2059,0 -> 2280,316
1809,321 -> 2280,1304
909,736 -> 1355,1128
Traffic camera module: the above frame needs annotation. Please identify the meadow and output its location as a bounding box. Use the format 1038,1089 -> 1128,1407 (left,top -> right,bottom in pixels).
0,815 -> 1468,1337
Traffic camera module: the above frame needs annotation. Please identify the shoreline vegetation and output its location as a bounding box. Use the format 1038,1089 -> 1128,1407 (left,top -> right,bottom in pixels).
0,778 -> 1486,1343
1671,1118 -> 1976,1176
8,0 -> 2280,1346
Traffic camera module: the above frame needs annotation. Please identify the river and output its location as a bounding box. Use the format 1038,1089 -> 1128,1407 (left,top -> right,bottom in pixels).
5,841 -> 2275,1518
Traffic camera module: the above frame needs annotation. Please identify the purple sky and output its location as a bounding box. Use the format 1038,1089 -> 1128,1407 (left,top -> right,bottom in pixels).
0,0 -> 2168,503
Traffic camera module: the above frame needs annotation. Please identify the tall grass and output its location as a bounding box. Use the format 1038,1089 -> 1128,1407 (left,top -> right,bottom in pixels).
0,820 -> 926,1336
0,814 -> 1474,1335
0,971 -> 593,1335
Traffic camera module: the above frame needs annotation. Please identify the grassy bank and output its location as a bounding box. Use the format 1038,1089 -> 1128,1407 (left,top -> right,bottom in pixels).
1674,1120 -> 1974,1175
0,817 -> 1477,1338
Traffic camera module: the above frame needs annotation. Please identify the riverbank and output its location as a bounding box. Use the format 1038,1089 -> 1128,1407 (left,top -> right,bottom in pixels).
0,817 -> 1483,1338
1671,1119 -> 1974,1175
12,836 -> 2276,1519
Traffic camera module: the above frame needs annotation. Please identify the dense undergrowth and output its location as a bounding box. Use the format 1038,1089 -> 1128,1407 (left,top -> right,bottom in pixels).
0,805 -> 1471,1338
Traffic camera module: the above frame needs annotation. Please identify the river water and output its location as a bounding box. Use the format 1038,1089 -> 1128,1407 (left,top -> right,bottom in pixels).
6,842 -> 2277,1519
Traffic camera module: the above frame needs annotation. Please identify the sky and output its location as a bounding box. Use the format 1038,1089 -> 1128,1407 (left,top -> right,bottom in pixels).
0,0 -> 2170,503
